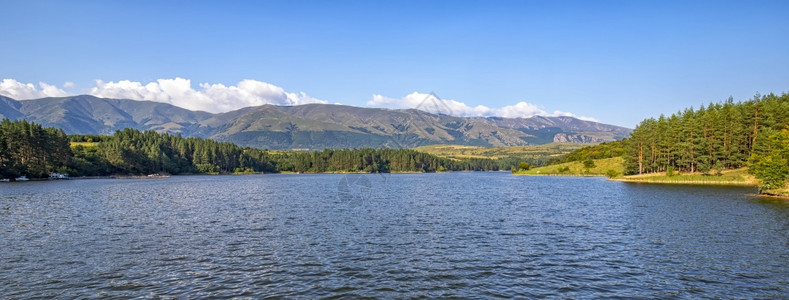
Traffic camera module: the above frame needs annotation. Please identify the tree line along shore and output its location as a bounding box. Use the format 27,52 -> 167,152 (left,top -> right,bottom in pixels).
0,119 -> 514,181
3,93 -> 788,196
514,93 -> 788,196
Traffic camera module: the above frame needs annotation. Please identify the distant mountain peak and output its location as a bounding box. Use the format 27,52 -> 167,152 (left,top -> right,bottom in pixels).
2,95 -> 631,149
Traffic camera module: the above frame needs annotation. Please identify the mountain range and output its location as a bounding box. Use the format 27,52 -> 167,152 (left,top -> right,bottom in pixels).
0,95 -> 631,149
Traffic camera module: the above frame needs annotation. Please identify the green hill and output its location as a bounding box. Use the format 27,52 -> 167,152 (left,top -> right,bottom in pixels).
612,168 -> 756,186
413,143 -> 588,160
1,95 -> 631,150
513,157 -> 625,177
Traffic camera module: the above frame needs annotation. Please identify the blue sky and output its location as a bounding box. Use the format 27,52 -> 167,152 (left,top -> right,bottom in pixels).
1,0 -> 787,127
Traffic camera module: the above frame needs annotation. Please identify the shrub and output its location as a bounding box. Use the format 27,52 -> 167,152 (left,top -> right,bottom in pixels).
713,161 -> 724,176
749,128 -> 789,192
196,163 -> 219,173
666,166 -> 676,177
583,158 -> 596,169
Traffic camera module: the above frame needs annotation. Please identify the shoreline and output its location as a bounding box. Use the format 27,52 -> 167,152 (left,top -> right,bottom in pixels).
609,177 -> 757,187
610,176 -> 789,198
512,173 -> 606,178
745,193 -> 789,201
3,170 -> 507,182
607,168 -> 765,188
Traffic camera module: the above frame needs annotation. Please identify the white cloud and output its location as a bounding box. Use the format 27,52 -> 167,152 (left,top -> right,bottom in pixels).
551,110 -> 598,122
0,77 -> 328,113
367,92 -> 598,121
0,78 -> 598,121
369,92 -> 496,116
496,101 -> 547,118
89,78 -> 328,113
0,79 -> 69,99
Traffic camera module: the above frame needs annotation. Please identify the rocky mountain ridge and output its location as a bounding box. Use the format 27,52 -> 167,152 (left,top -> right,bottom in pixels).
0,95 -> 631,149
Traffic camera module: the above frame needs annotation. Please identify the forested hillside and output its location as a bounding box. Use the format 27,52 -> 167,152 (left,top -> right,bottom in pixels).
0,120 -> 280,177
69,128 -> 279,175
1,119 -> 507,179
544,140 -> 626,165
624,93 -> 789,190
0,119 -> 71,178
273,148 -> 503,173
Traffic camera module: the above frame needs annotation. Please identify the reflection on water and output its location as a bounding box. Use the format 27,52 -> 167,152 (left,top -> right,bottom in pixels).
1,173 -> 787,298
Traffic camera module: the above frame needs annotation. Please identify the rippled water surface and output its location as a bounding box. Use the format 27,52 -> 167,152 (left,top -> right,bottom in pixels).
2,173 -> 788,298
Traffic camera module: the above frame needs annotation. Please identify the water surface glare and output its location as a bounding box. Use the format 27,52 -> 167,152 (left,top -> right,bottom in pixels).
1,173 -> 788,298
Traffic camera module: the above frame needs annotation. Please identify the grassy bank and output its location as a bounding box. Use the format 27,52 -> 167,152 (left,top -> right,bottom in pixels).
611,168 -> 758,186
513,157 -> 624,176
758,185 -> 789,199
413,143 -> 587,160
615,168 -> 789,199
70,141 -> 99,148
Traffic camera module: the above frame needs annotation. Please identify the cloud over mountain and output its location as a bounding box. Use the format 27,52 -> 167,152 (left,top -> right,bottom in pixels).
89,78 -> 327,113
0,79 -> 70,99
1,78 -> 595,121
368,92 -> 597,121
0,78 -> 327,113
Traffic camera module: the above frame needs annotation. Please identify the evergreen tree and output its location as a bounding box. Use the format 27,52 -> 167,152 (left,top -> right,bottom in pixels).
621,92 -> 789,192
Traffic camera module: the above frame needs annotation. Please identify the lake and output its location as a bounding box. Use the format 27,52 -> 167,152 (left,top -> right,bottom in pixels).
1,172 -> 788,298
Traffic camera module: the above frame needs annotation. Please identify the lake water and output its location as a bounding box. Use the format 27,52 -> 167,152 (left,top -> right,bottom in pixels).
1,172 -> 788,298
